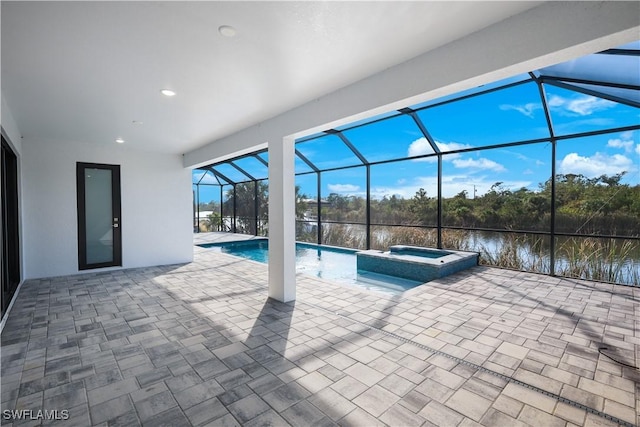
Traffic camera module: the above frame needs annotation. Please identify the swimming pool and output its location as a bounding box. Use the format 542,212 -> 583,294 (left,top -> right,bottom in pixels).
198,239 -> 422,294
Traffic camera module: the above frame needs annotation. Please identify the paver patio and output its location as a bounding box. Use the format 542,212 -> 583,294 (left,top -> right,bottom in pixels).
1,233 -> 638,426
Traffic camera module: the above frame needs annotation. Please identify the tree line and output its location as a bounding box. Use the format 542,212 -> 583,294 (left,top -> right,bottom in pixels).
197,173 -> 639,237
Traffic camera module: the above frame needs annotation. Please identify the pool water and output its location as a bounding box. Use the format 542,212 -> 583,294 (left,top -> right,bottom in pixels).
198,239 -> 422,294
391,248 -> 449,258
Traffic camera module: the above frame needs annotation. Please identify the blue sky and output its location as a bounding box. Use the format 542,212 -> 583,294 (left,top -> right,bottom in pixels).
289,83 -> 639,201
194,65 -> 640,205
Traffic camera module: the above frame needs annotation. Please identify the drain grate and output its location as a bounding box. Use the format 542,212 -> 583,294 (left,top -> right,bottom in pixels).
307,303 -> 635,427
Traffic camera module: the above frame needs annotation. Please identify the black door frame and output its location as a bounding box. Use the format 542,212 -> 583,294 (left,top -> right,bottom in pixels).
1,135 -> 21,319
76,162 -> 122,270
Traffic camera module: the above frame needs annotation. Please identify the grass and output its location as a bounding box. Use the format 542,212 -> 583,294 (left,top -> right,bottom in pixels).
555,237 -> 640,285
477,233 -> 550,274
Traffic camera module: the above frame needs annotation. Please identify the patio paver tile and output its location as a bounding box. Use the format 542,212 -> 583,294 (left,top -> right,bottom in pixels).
445,388 -> 492,422
419,400 -> 465,427
491,394 -> 523,418
226,394 -> 270,423
184,396 -> 228,426
352,384 -> 399,418
89,394 -> 134,425
141,407 -> 191,427
343,363 -> 384,387
87,377 -> 138,406
518,405 -> 565,427
379,402 -> 427,427
281,400 -> 327,427
262,382 -> 310,412
337,407 -> 385,427
480,408 -> 529,427
296,371 -> 332,394
243,409 -> 292,427
174,378 -> 225,410
307,387 -> 356,421
1,235 -> 637,427
134,389 -> 178,421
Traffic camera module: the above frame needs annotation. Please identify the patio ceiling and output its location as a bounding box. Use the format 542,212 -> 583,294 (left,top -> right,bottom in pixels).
1,1 -> 543,155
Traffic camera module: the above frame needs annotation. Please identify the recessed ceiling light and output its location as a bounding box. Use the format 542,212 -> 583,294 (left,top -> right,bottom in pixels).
115,138 -> 125,144
160,89 -> 176,97
218,25 -> 237,38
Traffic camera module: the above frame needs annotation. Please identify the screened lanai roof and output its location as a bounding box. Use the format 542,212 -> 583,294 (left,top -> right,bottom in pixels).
193,41 -> 640,185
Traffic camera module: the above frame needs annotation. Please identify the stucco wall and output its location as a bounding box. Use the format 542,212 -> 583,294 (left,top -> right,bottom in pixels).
21,138 -> 193,279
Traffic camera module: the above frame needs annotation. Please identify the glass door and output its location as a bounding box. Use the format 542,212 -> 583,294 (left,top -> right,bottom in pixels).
76,163 -> 121,270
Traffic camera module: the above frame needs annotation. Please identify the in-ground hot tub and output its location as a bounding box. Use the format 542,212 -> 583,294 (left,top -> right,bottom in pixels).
357,245 -> 479,283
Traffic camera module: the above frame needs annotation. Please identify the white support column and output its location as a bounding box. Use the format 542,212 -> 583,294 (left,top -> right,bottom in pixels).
268,136 -> 296,302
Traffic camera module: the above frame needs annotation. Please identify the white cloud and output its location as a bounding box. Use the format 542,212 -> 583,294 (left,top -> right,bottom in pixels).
607,137 -> 634,152
546,95 -> 565,108
636,144 -> 640,156
547,94 -> 616,116
608,131 -> 638,154
568,97 -> 616,115
408,138 -> 505,172
620,130 -> 635,140
559,152 -> 633,177
607,138 -> 634,152
523,169 -> 534,175
436,141 -> 472,152
370,174 -> 532,200
370,175 -> 439,200
407,137 -> 434,158
408,138 -> 472,162
452,157 -> 506,172
327,183 -> 360,193
499,102 -> 540,118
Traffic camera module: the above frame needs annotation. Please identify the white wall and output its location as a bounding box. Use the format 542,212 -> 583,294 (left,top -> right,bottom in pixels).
21,137 -> 193,279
